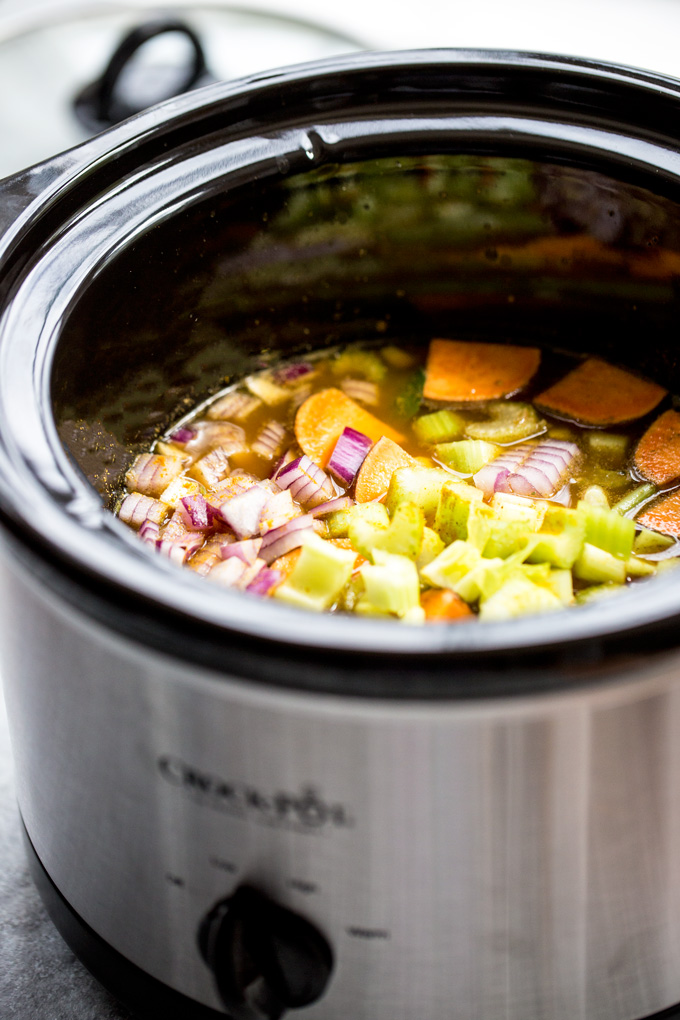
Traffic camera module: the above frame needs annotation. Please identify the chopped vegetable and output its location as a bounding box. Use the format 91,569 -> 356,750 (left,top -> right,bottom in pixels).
274,532 -> 356,611
295,387 -> 405,467
421,588 -> 475,622
434,440 -> 500,475
633,409 -> 680,486
394,367 -> 425,419
354,436 -> 417,502
332,349 -> 387,382
340,378 -> 379,405
535,357 -> 666,425
126,453 -> 185,498
423,339 -> 541,402
464,401 -> 546,443
576,501 -> 635,559
327,427 -> 373,486
413,409 -> 466,445
274,455 -> 335,509
637,490 -> 680,537
357,550 -> 425,622
613,482 -> 657,516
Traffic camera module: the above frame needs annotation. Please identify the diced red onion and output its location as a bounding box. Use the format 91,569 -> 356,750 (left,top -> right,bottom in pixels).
191,446 -> 232,487
273,362 -> 314,385
169,427 -> 196,443
208,556 -> 248,586
340,378 -> 379,406
246,567 -> 282,595
505,440 -> 579,498
221,538 -> 263,564
251,420 -> 287,460
156,533 -> 203,564
259,489 -> 300,533
207,391 -> 261,422
219,484 -> 270,538
139,519 -> 161,544
125,453 -> 184,498
180,494 -> 219,531
473,444 -> 536,496
119,492 -> 168,529
274,455 -> 335,508
327,428 -> 373,487
259,515 -> 314,564
270,447 -> 297,480
309,496 -> 354,517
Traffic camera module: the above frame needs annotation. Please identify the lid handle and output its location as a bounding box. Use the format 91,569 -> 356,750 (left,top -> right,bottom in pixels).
73,18 -> 215,132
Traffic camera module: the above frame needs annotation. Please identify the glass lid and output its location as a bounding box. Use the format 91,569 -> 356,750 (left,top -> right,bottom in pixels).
0,0 -> 366,179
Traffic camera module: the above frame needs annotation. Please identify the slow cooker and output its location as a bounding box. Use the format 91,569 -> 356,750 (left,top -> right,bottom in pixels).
4,49 -> 680,1020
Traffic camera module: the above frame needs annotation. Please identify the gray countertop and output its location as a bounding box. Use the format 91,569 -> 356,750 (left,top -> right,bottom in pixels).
0,692 -> 136,1020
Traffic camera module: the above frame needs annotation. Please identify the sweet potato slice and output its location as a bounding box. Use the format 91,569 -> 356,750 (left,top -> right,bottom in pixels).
535,358 -> 666,426
354,437 -> 417,503
421,588 -> 475,622
633,409 -> 680,486
637,490 -> 680,537
423,339 -> 540,403
295,388 -> 404,467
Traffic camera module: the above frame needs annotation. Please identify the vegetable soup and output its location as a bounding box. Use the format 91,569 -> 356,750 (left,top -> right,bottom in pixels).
116,338 -> 680,623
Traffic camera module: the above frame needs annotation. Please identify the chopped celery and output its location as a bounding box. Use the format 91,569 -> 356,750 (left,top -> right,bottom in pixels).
386,466 -> 452,519
581,485 -> 609,508
588,432 -> 629,466
325,509 -> 351,539
245,373 -> 290,405
337,573 -> 365,612
464,401 -> 546,443
349,501 -> 424,560
331,349 -> 386,382
525,507 -> 585,569
575,584 -> 622,605
420,540 -> 482,590
576,501 -> 635,559
465,503 -> 497,553
433,481 -> 484,544
274,532 -> 356,611
395,367 -> 425,419
413,409 -> 466,445
613,482 -> 657,515
380,345 -> 416,369
539,568 -> 574,605
625,555 -> 656,578
479,576 -> 562,621
434,439 -> 500,475
416,527 -> 445,571
633,528 -> 675,555
454,557 -> 506,603
490,492 -> 546,530
573,543 -> 627,585
358,550 -> 424,621
482,518 -> 534,560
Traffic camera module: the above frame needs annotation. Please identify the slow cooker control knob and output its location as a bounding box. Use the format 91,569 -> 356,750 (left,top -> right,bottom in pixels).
198,885 -> 333,1019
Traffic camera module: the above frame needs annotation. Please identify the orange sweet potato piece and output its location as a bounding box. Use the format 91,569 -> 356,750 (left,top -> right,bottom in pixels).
354,436 -> 417,503
633,409 -> 680,486
423,339 -> 540,402
637,490 -> 680,537
421,588 -> 475,622
535,358 -> 666,426
295,388 -> 404,467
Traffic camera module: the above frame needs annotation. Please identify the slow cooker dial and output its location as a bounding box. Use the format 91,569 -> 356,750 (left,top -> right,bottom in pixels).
198,885 -> 333,1019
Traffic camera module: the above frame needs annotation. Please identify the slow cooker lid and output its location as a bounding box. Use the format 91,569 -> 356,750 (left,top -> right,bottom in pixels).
0,0 -> 365,179
3,49 -> 680,693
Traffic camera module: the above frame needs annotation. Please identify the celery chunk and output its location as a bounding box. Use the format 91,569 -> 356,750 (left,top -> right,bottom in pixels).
416,527 -> 445,571
576,501 -> 635,559
349,501 -> 424,561
573,543 -> 627,585
633,528 -> 675,555
433,481 -> 484,544
386,466 -> 452,519
479,576 -> 562,621
490,492 -> 546,530
464,401 -> 546,443
525,507 -> 585,569
413,409 -> 466,445
358,551 -> 425,621
434,440 -> 500,475
274,532 -> 356,611
420,540 -> 482,590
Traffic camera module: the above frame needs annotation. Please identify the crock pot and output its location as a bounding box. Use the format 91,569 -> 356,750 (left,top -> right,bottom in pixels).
4,49 -> 680,1020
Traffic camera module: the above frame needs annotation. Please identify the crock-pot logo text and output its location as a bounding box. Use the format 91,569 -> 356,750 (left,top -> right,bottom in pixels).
157,755 -> 353,832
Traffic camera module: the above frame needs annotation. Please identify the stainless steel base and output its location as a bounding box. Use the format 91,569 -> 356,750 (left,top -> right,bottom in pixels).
5,548 -> 680,1020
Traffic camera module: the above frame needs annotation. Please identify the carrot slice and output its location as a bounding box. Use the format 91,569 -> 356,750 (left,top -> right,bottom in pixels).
423,339 -> 540,403
633,409 -> 680,486
354,436 -> 417,503
535,358 -> 666,426
421,588 -> 475,622
295,388 -> 405,468
637,490 -> 680,536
